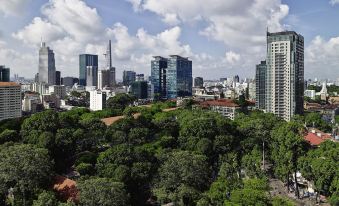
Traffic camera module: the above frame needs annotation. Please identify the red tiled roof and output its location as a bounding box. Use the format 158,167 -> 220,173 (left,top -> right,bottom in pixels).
53,175 -> 79,203
200,99 -> 240,108
304,129 -> 333,146
304,133 -> 325,146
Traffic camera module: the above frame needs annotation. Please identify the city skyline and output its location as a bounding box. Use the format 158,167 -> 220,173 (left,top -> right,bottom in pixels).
0,0 -> 339,80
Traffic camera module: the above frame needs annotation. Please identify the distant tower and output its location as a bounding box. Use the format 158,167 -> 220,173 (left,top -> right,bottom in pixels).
106,40 -> 112,68
39,42 -> 56,85
104,40 -> 115,86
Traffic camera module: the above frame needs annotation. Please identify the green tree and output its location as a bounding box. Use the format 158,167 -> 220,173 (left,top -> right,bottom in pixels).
78,178 -> 130,206
0,144 -> 53,205
0,129 -> 19,144
33,191 -> 58,206
153,150 -> 211,205
271,121 -> 307,198
107,93 -> 135,111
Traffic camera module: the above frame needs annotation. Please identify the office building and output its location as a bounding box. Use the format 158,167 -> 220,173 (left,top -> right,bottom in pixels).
148,82 -> 154,99
49,85 -> 66,99
233,75 -> 240,83
151,56 -> 168,98
136,74 -> 145,82
255,60 -> 266,110
0,82 -> 22,121
79,54 -> 98,86
39,42 -> 56,85
98,70 -> 109,89
166,55 -> 192,99
86,66 -> 98,87
131,81 -> 148,99
123,70 -> 136,86
265,31 -> 304,121
194,77 -> 204,88
62,77 -> 79,87
90,90 -> 107,111
0,66 -> 10,82
55,71 -> 61,85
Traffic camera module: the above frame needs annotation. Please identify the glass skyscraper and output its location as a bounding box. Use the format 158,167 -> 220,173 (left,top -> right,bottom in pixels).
123,70 -> 136,86
0,66 -> 10,82
255,60 -> 266,110
39,42 -> 56,85
166,55 -> 192,99
265,31 -> 304,121
151,56 -> 167,98
79,54 -> 98,86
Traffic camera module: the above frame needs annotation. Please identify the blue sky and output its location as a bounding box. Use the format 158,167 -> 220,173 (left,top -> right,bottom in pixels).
0,0 -> 339,80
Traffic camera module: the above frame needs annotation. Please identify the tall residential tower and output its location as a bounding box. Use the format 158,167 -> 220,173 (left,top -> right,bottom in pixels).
265,31 -> 304,121
255,60 -> 266,110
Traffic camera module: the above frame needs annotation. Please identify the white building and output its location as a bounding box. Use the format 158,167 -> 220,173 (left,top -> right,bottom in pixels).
49,85 -> 66,99
200,99 -> 240,120
90,90 -> 107,111
0,82 -> 22,121
32,82 -> 48,95
265,31 -> 304,121
22,93 -> 41,113
304,90 -> 316,100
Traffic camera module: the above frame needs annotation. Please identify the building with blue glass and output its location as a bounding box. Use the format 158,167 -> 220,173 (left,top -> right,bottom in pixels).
166,55 -> 192,99
123,70 -> 136,86
79,54 -> 98,86
151,56 -> 167,99
0,66 -> 10,82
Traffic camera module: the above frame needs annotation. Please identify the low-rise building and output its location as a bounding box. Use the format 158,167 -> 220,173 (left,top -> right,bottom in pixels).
0,82 -> 22,121
199,99 -> 240,120
22,93 -> 43,113
90,90 -> 107,111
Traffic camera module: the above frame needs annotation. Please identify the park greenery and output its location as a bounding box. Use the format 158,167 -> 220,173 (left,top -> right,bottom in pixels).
0,94 -> 338,206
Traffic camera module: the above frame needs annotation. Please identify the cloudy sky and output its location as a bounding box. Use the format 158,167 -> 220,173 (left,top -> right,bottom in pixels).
0,0 -> 339,80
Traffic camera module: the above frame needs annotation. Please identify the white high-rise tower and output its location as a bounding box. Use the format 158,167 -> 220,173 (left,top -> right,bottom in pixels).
265,31 -> 304,121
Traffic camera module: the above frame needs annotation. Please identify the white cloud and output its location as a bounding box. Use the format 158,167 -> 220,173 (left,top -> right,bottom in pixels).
330,0 -> 339,5
225,51 -> 241,64
126,0 -> 143,11
12,17 -> 65,45
306,36 -> 339,78
41,0 -> 104,42
0,0 -> 31,16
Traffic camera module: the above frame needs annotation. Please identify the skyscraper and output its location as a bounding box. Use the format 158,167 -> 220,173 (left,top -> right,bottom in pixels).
123,70 -> 136,86
131,81 -> 148,99
104,40 -> 116,86
86,65 -> 98,87
255,60 -> 266,110
55,71 -> 61,85
265,31 -> 304,121
79,54 -> 98,86
0,66 -> 10,82
39,42 -> 56,85
98,70 -> 110,89
151,56 -> 168,98
166,55 -> 192,99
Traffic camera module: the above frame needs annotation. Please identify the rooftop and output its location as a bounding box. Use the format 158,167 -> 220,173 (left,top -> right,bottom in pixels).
0,82 -> 20,87
304,128 -> 333,146
200,99 -> 240,108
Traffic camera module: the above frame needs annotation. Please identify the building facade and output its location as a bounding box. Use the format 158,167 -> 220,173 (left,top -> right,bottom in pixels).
55,71 -> 61,85
194,77 -> 204,88
123,70 -> 136,86
166,55 -> 192,99
79,54 -> 98,86
255,60 -> 266,110
136,74 -> 145,82
0,82 -> 22,121
265,31 -> 304,121
131,81 -> 148,99
151,56 -> 168,99
0,66 -> 10,82
49,85 -> 66,99
90,90 -> 107,111
39,42 -> 56,85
